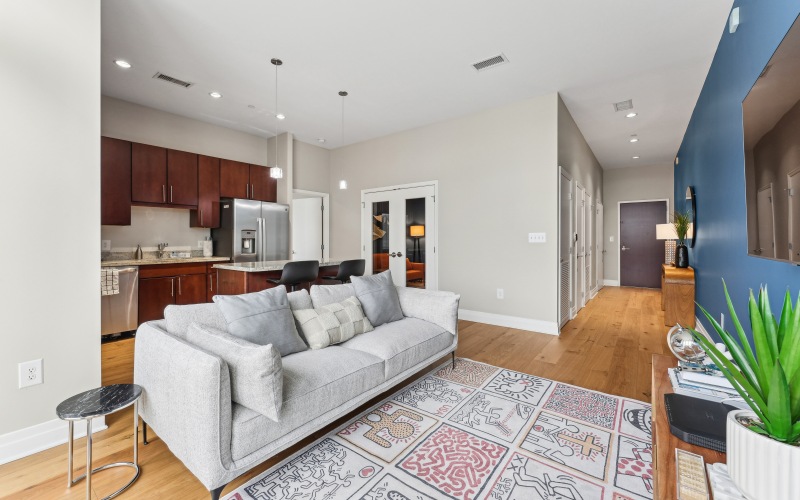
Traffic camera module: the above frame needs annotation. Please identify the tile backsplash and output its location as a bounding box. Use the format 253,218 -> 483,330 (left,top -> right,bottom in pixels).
101,206 -> 210,253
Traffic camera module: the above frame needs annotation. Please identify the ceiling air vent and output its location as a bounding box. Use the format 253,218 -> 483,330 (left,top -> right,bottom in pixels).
613,99 -> 633,112
152,72 -> 193,88
472,53 -> 509,72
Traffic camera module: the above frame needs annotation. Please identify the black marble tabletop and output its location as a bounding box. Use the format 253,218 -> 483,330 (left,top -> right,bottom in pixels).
56,384 -> 142,420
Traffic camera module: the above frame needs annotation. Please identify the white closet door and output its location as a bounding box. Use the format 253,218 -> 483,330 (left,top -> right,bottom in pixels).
559,170 -> 573,327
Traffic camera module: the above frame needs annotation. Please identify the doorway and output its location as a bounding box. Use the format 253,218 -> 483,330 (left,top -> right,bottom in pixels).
585,193 -> 593,303
790,171 -> 800,262
575,184 -> 586,310
362,182 -> 438,290
291,190 -> 329,261
594,201 -> 604,297
619,200 -> 667,288
757,184 -> 776,258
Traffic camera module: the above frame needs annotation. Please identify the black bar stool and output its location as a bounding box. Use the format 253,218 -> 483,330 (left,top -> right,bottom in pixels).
321,259 -> 365,284
267,260 -> 320,291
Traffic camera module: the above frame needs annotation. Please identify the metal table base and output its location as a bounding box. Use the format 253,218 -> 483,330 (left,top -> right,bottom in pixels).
66,400 -> 140,500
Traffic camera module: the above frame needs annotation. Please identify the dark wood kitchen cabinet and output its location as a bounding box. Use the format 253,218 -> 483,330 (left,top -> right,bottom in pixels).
249,164 -> 277,202
220,159 -> 250,199
220,159 -> 276,202
101,137 -> 131,225
207,270 -> 217,302
190,155 -> 220,228
132,143 -> 167,204
167,149 -> 198,206
137,263 -> 210,323
132,143 -> 198,206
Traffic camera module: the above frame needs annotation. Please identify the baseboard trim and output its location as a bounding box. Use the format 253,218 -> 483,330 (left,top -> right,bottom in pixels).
603,279 -> 620,287
0,417 -> 107,465
458,309 -> 558,335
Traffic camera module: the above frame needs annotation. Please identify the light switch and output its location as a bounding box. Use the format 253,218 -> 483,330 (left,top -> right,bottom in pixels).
528,233 -> 546,243
609,236 -> 614,242
101,240 -> 111,251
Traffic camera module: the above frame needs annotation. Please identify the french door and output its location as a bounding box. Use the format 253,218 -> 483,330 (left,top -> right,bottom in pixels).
362,183 -> 437,289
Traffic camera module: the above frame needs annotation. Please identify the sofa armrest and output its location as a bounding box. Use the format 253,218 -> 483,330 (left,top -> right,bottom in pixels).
134,322 -> 233,490
396,287 -> 460,335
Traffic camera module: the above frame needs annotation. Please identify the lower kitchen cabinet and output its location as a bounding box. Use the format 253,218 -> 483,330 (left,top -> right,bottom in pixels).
207,271 -> 217,302
137,262 -> 216,323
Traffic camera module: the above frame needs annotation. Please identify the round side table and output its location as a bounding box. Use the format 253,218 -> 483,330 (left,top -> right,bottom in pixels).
56,384 -> 142,500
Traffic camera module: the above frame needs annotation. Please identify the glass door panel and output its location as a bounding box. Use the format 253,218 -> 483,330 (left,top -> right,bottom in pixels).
406,197 -> 426,289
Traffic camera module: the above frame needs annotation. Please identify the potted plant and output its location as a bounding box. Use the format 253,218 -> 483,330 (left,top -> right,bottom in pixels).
672,209 -> 692,268
690,282 -> 800,500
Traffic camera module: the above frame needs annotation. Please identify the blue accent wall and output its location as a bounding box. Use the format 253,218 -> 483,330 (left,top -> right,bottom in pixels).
675,0 -> 800,339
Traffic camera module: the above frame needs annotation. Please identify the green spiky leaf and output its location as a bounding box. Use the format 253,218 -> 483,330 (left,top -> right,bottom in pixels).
723,279 -> 758,373
767,361 -> 792,441
780,293 -> 800,381
750,290 -> 775,399
698,304 -> 761,395
777,289 -> 793,349
760,287 -> 779,358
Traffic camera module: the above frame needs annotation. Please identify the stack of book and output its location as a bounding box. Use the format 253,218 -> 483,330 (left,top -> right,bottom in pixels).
667,365 -> 748,408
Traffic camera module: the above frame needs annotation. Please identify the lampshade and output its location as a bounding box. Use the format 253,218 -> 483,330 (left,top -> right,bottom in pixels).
410,225 -> 425,237
656,224 -> 678,240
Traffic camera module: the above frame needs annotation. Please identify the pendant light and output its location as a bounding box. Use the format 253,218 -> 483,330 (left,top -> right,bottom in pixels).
269,58 -> 284,179
338,90 -> 348,190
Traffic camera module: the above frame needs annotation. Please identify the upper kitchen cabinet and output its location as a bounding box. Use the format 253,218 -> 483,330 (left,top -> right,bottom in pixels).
167,150 -> 198,206
219,160 -> 276,202
132,143 -> 167,204
190,155 -> 220,228
249,164 -> 277,202
220,159 -> 250,199
101,137 -> 131,225
132,144 -> 198,206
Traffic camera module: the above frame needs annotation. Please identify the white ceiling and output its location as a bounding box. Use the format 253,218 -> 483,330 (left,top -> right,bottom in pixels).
101,0 -> 732,170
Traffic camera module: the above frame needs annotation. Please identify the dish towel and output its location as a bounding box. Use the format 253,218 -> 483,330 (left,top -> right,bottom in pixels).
101,268 -> 120,296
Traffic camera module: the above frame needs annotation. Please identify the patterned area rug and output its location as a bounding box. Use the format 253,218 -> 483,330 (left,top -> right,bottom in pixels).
224,358 -> 653,500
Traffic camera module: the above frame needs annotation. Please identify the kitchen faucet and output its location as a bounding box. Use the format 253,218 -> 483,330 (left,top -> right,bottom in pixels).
157,242 -> 169,259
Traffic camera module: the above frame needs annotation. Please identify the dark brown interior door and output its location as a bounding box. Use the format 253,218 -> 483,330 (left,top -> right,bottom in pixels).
167,149 -> 198,206
620,200 -> 666,288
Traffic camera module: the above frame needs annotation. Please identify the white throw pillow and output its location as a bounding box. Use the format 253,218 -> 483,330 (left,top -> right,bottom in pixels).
292,296 -> 374,349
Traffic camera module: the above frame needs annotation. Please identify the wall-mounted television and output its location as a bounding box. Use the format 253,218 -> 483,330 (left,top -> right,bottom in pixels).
743,15 -> 800,264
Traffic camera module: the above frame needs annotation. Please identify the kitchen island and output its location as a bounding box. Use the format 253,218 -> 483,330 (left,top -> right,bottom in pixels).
213,260 -> 344,295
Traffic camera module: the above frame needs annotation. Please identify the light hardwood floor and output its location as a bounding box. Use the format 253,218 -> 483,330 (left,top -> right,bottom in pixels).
0,286 -> 670,499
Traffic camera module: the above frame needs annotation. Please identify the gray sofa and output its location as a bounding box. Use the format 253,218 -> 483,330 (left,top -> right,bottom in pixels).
133,283 -> 460,499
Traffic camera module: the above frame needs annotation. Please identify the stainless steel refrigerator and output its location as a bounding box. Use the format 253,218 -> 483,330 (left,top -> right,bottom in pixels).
212,199 -> 290,263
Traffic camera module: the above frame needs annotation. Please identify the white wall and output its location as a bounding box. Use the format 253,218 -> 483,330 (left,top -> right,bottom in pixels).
329,94 -> 559,330
557,96 -> 603,204
603,164 -> 675,282
294,140 -> 331,193
0,0 -> 100,440
100,96 -> 271,249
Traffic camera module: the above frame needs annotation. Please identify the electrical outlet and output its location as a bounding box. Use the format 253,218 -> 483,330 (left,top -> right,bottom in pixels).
497,288 -> 504,299
18,359 -> 43,388
528,232 -> 546,243
101,240 -> 111,251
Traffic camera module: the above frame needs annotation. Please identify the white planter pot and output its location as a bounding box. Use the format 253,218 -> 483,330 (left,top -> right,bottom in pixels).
727,410 -> 800,499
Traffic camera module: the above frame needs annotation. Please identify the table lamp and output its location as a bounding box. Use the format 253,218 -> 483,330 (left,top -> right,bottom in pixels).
656,223 -> 678,265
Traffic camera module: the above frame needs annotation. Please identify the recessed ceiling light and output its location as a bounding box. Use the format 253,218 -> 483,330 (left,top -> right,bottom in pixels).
276,113 -> 285,120
317,138 -> 326,143
114,60 -> 131,69
632,156 -> 640,159
209,91 -> 222,99
626,112 -> 638,118
247,104 -> 255,109
629,135 -> 639,143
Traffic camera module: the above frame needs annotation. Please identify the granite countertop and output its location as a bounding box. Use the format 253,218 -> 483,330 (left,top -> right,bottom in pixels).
101,256 -> 230,267
214,259 -> 344,273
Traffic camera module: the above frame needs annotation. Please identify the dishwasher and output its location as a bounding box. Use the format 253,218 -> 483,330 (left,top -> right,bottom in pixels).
101,266 -> 139,336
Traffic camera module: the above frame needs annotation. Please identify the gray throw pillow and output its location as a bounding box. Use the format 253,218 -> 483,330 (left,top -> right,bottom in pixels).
186,323 -> 283,422
164,303 -> 228,339
310,283 -> 356,308
213,286 -> 307,356
351,270 -> 404,327
293,296 -> 374,349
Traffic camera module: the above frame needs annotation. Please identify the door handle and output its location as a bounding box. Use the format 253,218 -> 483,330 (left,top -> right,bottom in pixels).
162,185 -> 166,203
170,185 -> 173,203
621,245 -> 630,251
390,252 -> 397,258
171,278 -> 175,297
177,276 -> 182,295
397,251 -> 403,257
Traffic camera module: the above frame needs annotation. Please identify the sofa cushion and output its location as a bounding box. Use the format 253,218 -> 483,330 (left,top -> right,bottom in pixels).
351,271 -> 404,327
339,317 -> 454,379
293,297 -> 374,349
287,289 -> 313,310
310,283 -> 356,308
229,347 -> 384,460
186,323 -> 282,422
213,286 -> 307,356
164,303 -> 228,339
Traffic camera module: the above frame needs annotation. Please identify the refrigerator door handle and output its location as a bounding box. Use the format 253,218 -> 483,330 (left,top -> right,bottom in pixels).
256,217 -> 263,261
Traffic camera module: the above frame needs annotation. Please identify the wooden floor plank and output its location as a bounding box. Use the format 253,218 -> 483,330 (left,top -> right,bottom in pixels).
0,286 -> 670,499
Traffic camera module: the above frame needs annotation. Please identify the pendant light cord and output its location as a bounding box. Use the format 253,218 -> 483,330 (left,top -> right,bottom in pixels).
274,60 -> 279,168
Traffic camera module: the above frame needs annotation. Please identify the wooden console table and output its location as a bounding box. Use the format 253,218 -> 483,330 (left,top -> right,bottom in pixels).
661,264 -> 695,328
652,354 -> 725,498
